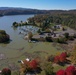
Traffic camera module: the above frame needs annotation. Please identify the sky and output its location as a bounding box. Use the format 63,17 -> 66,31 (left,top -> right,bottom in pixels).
0,0 -> 76,10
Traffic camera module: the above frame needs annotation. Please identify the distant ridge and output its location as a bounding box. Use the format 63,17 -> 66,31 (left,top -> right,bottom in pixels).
0,7 -> 76,16
0,7 -> 33,10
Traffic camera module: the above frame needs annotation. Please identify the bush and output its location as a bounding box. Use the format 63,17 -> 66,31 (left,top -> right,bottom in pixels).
54,52 -> 67,64
58,37 -> 66,43
56,69 -> 66,75
59,52 -> 67,63
52,37 -> 66,44
65,66 -> 76,75
45,37 -> 53,42
56,66 -> 76,75
2,68 -> 11,75
69,36 -> 74,40
52,38 -> 59,43
64,33 -> 69,39
12,22 -> 18,27
54,56 -> 60,64
20,59 -> 40,74
37,29 -> 41,33
29,60 -> 38,70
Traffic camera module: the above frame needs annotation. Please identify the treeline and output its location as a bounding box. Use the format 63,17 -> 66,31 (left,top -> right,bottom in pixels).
28,13 -> 76,30
0,7 -> 46,16
0,7 -> 76,16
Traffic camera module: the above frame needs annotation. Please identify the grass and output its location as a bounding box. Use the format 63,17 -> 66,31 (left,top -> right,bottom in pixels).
0,42 -> 66,75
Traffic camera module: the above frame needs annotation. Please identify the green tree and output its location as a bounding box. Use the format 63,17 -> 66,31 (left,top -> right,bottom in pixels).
64,33 -> 69,39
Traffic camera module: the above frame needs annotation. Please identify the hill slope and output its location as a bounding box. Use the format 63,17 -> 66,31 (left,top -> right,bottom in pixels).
0,7 -> 76,16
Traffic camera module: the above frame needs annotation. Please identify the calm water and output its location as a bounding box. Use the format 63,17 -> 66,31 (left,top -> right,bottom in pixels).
0,15 -> 38,69
0,15 -> 36,47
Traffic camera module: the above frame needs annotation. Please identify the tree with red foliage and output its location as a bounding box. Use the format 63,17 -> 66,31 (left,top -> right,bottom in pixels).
54,52 -> 67,64
56,66 -> 76,75
65,66 -> 76,75
2,68 -> 11,75
59,52 -> 67,62
54,56 -> 60,64
56,69 -> 66,75
29,59 -> 38,70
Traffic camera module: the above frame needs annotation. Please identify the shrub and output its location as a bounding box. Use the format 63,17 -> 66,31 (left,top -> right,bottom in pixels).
59,52 -> 67,63
2,68 -> 11,75
65,66 -> 76,75
52,38 -> 59,43
54,56 -> 60,64
58,37 -> 66,43
56,69 -> 66,75
52,37 -> 67,44
13,22 -> 18,27
69,36 -> 74,40
29,60 -> 38,69
45,37 -> 53,42
20,59 -> 40,74
64,33 -> 69,39
56,66 -> 76,75
37,29 -> 41,33
54,52 -> 67,64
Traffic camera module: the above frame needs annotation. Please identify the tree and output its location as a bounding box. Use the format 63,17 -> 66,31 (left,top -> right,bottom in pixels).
59,52 -> 67,63
64,33 -> 69,39
56,66 -> 76,75
29,60 -> 38,70
58,37 -> 66,43
54,56 -> 60,64
20,59 -> 40,74
0,30 -> 10,43
2,68 -> 11,75
65,66 -> 76,75
56,69 -> 66,75
54,52 -> 67,64
12,22 -> 18,27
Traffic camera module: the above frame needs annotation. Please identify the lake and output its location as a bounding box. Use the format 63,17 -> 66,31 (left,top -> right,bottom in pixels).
0,15 -> 38,69
0,15 -> 63,70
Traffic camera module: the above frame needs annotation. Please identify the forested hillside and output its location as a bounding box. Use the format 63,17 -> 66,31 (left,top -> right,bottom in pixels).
0,7 -> 76,16
28,13 -> 76,30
